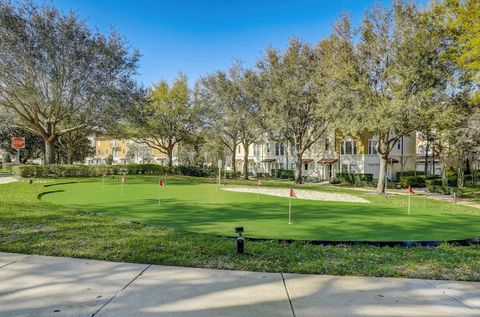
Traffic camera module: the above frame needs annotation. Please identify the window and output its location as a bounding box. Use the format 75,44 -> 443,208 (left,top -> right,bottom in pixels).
304,163 -> 308,171
275,143 -> 280,156
341,140 -> 357,155
238,146 -> 241,154
350,165 -> 358,173
253,144 -> 260,156
397,139 -> 402,150
368,140 -> 377,155
325,138 -> 330,151
290,145 -> 295,155
341,164 -> 348,173
266,143 -> 270,153
279,163 -> 285,169
280,143 -> 285,155
291,163 -> 296,170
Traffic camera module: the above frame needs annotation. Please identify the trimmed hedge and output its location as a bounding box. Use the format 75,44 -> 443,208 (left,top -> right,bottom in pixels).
273,169 -> 294,180
395,170 -> 427,179
225,171 -> 242,179
427,185 -> 463,196
12,164 -> 190,178
399,176 -> 426,188
176,165 -> 216,177
336,173 -> 373,185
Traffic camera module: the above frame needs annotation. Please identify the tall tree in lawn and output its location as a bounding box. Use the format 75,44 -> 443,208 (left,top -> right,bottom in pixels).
233,65 -> 265,180
433,0 -> 480,103
131,74 -> 197,167
0,1 -> 139,164
438,101 -> 479,188
427,0 -> 479,187
196,71 -> 243,174
258,38 -> 339,184
349,2 -> 449,194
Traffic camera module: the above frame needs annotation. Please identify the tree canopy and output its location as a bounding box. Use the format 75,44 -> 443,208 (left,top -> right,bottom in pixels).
0,1 -> 140,164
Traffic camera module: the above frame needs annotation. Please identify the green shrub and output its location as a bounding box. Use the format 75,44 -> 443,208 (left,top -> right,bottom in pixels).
396,170 -> 425,179
225,171 -> 241,179
399,175 -> 426,188
274,169 -> 294,179
329,177 -> 341,184
12,164 -> 174,178
105,155 -> 113,165
336,173 -> 373,185
427,185 -> 463,196
176,164 -> 215,177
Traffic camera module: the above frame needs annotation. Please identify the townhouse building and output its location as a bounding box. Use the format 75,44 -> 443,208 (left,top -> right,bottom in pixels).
87,132 -> 416,181
229,131 -> 416,180
86,137 -> 175,165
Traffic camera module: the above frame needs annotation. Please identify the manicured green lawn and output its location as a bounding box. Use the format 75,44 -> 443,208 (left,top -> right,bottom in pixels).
40,176 -> 480,241
1,177 -> 480,281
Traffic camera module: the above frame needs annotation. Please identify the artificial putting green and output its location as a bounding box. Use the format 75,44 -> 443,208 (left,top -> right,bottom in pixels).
40,176 -> 480,241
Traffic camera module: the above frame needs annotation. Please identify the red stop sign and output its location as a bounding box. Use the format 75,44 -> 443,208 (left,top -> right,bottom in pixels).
12,137 -> 25,149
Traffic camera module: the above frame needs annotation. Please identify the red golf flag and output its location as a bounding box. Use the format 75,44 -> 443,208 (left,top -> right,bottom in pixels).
408,186 -> 415,194
290,188 -> 296,198
159,180 -> 165,187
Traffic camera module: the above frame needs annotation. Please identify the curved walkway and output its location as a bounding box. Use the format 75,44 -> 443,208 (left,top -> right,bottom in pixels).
1,252 -> 479,317
0,176 -> 17,184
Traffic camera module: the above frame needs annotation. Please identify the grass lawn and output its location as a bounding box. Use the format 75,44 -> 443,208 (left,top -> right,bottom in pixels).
461,186 -> 480,203
39,175 -> 480,241
1,176 -> 480,281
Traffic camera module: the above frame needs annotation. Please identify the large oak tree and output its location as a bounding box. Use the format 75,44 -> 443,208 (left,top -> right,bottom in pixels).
0,1 -> 139,164
337,2 -> 450,194
128,74 -> 198,167
258,38 -> 342,183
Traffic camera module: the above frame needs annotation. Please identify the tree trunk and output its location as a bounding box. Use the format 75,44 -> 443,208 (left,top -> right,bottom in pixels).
457,158 -> 465,189
231,144 -> 237,174
167,147 -> 174,167
44,139 -> 56,165
295,153 -> 303,184
424,140 -> 429,175
243,142 -> 249,180
441,156 -> 448,187
67,149 -> 74,165
376,155 -> 388,194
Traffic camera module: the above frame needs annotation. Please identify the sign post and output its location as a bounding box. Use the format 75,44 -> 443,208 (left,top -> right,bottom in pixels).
11,137 -> 25,164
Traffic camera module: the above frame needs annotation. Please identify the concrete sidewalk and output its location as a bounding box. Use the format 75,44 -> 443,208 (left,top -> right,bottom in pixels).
0,252 -> 479,317
0,176 -> 17,184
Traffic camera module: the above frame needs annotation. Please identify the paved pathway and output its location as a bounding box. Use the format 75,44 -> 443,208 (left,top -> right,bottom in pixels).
0,174 -> 17,184
1,253 -> 480,316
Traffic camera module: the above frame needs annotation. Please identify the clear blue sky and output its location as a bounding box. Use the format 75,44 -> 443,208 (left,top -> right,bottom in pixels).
36,0 -> 428,86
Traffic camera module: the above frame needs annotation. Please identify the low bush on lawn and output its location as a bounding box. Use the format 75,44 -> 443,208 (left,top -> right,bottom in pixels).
399,175 -> 426,188
427,185 -> 463,196
336,173 -> 373,185
13,164 -> 188,178
176,164 -> 216,177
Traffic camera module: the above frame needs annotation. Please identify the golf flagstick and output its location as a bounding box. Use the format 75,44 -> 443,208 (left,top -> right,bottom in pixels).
257,180 -> 261,201
158,178 -> 165,205
120,174 -> 125,197
288,188 -> 296,224
407,186 -> 415,215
